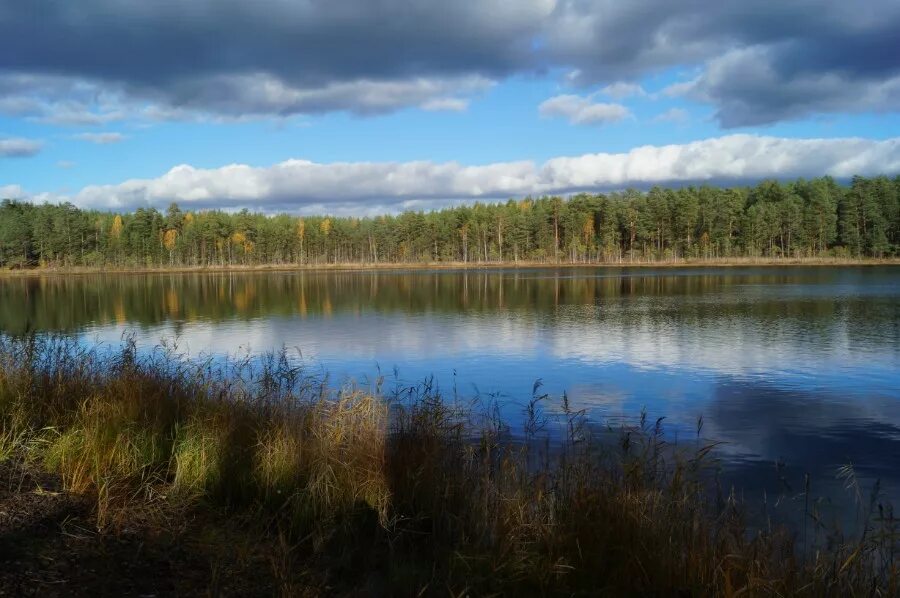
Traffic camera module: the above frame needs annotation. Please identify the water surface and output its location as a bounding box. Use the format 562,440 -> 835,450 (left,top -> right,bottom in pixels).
2,266 -> 899,516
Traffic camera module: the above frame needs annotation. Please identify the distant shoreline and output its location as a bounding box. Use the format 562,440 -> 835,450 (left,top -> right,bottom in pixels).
2,256 -> 899,277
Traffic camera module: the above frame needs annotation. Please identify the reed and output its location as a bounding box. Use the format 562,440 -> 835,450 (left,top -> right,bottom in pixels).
0,334 -> 896,596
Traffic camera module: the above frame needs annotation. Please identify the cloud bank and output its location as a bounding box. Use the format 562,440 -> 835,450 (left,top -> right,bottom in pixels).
548,0 -> 900,126
0,0 -> 897,125
7,135 -> 898,214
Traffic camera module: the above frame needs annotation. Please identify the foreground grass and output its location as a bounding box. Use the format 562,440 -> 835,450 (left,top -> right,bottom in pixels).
0,336 -> 896,596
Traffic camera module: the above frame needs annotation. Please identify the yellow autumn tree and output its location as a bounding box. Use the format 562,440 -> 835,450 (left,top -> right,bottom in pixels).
107,214 -> 124,264
110,215 -> 123,240
296,219 -> 305,262
228,232 -> 253,264
163,229 -> 178,252
231,231 -> 253,252
319,219 -> 332,261
582,214 -> 595,245
163,229 -> 178,265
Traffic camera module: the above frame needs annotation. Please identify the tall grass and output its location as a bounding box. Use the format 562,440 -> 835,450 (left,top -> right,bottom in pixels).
0,334 -> 896,595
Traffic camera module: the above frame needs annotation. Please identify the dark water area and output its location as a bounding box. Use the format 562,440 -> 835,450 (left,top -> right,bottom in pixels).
2,266 -> 899,525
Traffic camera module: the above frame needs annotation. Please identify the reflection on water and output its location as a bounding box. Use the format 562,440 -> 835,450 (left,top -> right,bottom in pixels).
2,266 -> 899,506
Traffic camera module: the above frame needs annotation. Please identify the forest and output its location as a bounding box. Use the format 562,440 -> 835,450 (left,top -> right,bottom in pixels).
1,175 -> 898,268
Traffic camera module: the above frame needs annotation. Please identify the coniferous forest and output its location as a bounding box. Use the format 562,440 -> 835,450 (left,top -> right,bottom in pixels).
1,175 -> 898,269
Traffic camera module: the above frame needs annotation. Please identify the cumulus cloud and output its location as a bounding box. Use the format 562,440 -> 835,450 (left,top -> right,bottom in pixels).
674,47 -> 900,127
73,132 -> 126,144
653,108 -> 690,124
538,135 -> 900,189
420,98 -> 470,112
600,82 -> 647,100
539,95 -> 631,125
548,0 -> 900,126
0,184 -> 27,198
5,135 -> 898,213
0,137 -> 41,157
0,71 -> 489,124
1,0 -> 897,124
0,73 -> 127,125
158,74 -> 491,118
0,1 -> 537,120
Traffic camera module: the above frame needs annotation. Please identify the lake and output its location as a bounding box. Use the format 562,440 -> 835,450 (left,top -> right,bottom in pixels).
2,265 -> 899,516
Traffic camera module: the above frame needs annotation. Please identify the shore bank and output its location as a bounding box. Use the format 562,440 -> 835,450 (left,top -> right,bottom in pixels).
2,256 -> 899,277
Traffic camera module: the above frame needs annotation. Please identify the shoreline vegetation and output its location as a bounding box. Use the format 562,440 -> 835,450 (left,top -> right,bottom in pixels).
2,256 -> 899,277
0,336 -> 896,595
2,176 -> 899,272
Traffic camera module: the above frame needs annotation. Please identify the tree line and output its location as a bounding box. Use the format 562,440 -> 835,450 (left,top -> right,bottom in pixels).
1,175 -> 898,268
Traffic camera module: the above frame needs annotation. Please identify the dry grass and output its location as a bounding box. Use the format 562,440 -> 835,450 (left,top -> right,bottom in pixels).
1,256 -> 899,278
0,334 -> 896,596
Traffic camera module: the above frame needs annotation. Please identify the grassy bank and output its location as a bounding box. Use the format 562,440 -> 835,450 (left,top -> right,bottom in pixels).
1,256 -> 899,278
0,336 -> 896,596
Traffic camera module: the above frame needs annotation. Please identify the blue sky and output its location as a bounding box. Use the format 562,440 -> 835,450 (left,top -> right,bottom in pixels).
1,1 -> 899,214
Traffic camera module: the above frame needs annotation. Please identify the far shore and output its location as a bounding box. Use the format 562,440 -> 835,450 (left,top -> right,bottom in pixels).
1,256 -> 899,277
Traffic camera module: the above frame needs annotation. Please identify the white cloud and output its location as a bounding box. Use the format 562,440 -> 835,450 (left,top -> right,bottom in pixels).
0,137 -> 42,157
600,82 -> 647,100
539,135 -> 900,188
660,79 -> 698,98
420,98 -> 470,112
0,71 -> 493,124
653,108 -> 689,124
73,132 -> 126,144
41,105 -> 127,126
155,73 -> 494,118
56,160 -> 77,169
0,73 -> 128,126
0,184 -> 27,198
5,135 -> 898,213
538,94 -> 632,125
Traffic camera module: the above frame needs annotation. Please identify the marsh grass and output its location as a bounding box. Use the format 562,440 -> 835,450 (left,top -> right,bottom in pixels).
0,334 -> 896,596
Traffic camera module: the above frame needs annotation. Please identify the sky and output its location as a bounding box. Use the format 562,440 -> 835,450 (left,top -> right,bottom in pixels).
1,0 -> 899,215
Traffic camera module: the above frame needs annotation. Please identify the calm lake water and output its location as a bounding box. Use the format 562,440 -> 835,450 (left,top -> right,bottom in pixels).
2,266 -> 899,514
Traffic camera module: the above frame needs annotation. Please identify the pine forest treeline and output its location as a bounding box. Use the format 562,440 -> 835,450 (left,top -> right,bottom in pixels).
1,175 -> 898,268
